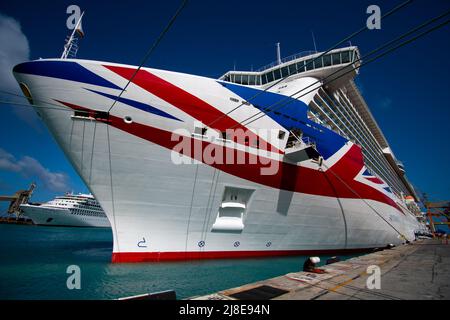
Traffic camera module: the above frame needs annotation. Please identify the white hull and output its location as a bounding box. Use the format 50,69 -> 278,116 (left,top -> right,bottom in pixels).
12,57 -> 423,262
21,204 -> 110,228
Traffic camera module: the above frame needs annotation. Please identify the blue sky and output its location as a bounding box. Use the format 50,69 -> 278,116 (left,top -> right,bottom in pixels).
0,0 -> 449,209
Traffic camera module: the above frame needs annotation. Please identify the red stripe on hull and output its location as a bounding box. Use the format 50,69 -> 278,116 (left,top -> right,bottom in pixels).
111,247 -> 380,263
104,65 -> 282,154
56,100 -> 401,212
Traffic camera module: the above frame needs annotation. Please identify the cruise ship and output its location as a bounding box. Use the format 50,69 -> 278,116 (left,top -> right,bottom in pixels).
20,193 -> 110,228
12,41 -> 425,261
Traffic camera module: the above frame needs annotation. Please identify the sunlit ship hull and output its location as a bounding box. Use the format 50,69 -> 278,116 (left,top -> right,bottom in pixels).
20,204 -> 110,228
13,51 -> 423,262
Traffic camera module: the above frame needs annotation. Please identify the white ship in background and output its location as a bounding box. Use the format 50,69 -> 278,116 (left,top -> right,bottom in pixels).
20,193 -> 110,228
12,14 -> 426,262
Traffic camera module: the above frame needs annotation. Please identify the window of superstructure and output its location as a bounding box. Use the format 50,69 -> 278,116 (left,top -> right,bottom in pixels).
332,53 -> 341,65
248,75 -> 256,85
235,74 -> 242,84
314,56 -> 323,69
281,66 -> 289,78
261,73 -> 268,85
273,68 -> 282,80
323,54 -> 332,67
266,71 -> 274,83
305,59 -> 314,71
241,74 -> 249,85
296,61 -> 305,73
341,51 -> 350,63
288,63 -> 297,75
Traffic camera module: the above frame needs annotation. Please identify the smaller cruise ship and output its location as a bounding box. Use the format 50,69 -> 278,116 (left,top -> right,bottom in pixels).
20,193 -> 110,228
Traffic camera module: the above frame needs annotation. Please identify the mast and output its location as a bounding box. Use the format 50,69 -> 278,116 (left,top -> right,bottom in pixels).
61,11 -> 84,59
276,42 -> 281,65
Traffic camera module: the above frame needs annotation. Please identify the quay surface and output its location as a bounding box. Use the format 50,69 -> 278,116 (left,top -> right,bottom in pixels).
190,239 -> 450,300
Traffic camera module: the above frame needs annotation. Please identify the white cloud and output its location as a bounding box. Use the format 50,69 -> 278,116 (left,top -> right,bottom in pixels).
0,148 -> 71,192
0,148 -> 21,171
0,12 -> 41,130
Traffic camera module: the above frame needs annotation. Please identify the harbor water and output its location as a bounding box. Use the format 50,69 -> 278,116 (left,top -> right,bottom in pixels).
0,224 -> 360,300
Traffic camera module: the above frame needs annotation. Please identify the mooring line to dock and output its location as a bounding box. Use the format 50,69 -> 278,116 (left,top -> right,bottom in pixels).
203,171 -> 221,245
323,163 -> 408,241
184,164 -> 199,253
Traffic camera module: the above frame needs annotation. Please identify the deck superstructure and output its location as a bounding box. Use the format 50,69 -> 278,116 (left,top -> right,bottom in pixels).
220,46 -> 417,201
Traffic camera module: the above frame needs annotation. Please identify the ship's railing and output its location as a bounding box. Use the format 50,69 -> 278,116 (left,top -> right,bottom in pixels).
256,50 -> 318,72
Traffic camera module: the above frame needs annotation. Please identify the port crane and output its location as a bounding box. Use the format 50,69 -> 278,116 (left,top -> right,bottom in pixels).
425,201 -> 450,237
0,183 -> 36,217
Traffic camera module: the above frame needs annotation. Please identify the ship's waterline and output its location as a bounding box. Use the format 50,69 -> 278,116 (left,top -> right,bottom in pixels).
0,224 -> 363,300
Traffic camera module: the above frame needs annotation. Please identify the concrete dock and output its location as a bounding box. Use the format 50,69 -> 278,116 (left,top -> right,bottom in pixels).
190,239 -> 450,300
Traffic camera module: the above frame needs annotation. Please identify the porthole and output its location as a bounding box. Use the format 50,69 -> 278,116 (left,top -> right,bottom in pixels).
124,116 -> 133,124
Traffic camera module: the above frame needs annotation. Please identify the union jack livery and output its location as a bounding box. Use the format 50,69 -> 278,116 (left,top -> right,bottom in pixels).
13,45 -> 425,262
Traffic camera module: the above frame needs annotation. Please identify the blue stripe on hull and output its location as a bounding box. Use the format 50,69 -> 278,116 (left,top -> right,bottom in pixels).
86,89 -> 182,121
219,81 -> 348,159
13,60 -> 122,90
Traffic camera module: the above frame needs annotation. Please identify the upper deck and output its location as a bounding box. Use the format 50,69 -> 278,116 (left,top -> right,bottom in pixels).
219,47 -> 361,87
219,46 -> 418,200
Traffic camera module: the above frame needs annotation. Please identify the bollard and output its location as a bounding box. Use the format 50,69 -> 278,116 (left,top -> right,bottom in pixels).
303,257 -> 326,274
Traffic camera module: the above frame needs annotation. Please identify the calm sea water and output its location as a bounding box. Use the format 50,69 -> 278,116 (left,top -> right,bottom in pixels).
0,224 -> 359,300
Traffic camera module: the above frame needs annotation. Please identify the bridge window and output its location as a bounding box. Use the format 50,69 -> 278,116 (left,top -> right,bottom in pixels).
306,59 -> 314,71
288,63 -> 297,75
241,74 -> 249,85
273,68 -> 282,80
266,71 -> 274,83
281,66 -> 289,78
341,51 -> 350,63
332,53 -> 341,65
323,54 -> 332,67
296,61 -> 305,73
314,57 -> 323,69
261,73 -> 267,85
248,75 -> 256,85
235,74 -> 242,84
